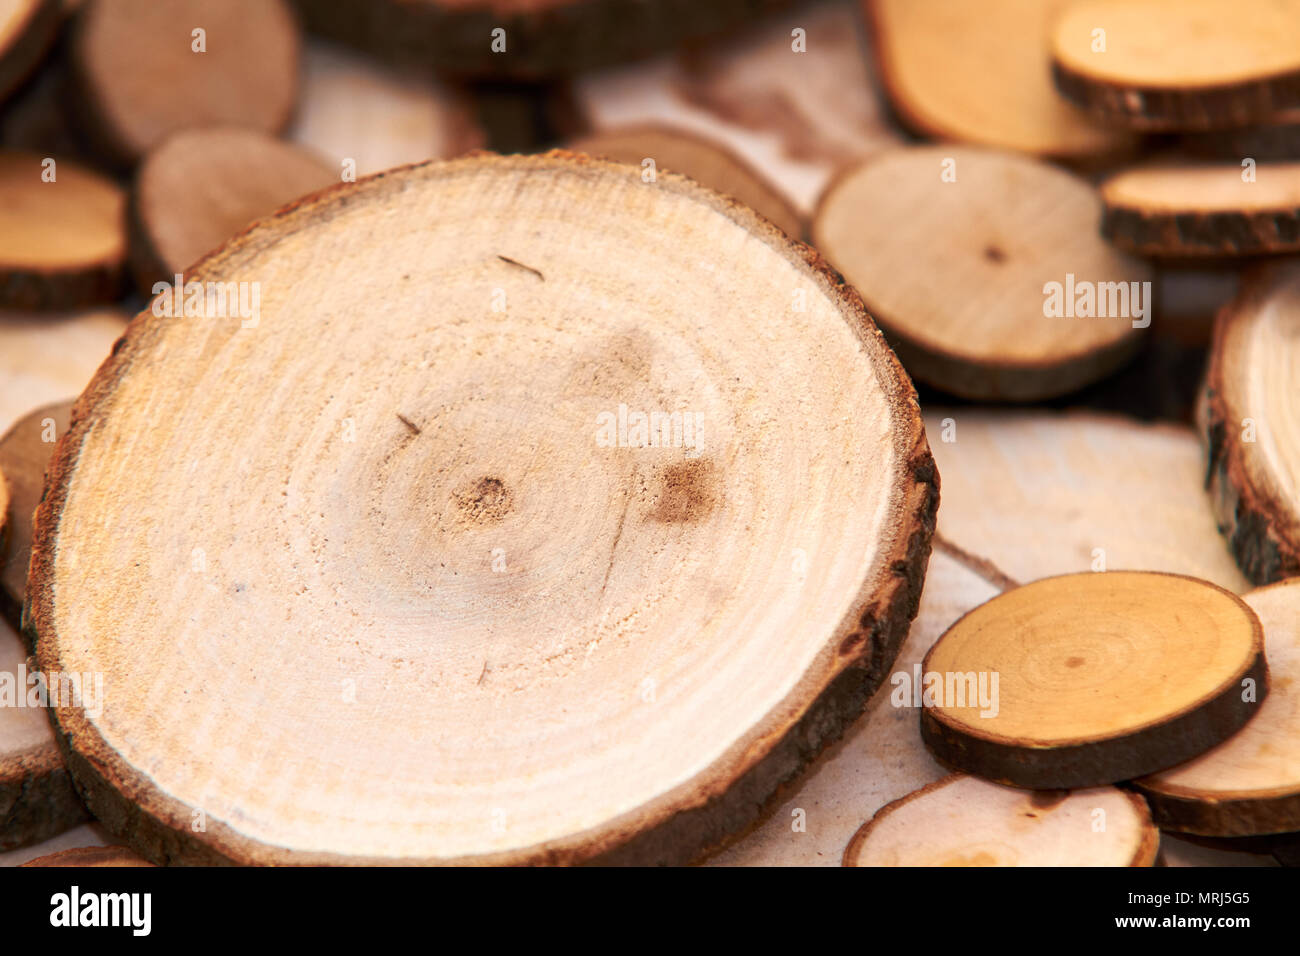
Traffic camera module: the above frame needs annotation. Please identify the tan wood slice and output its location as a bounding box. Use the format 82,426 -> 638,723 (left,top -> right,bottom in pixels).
842,774 -> 1158,866
0,149 -> 125,309
130,127 -> 337,292
568,125 -> 804,239
70,0 -> 300,167
21,844 -> 153,866
29,150 -> 938,866
1202,265 -> 1300,585
813,147 -> 1150,401
0,401 -> 70,630
0,0 -> 58,103
1051,0 -> 1300,130
867,0 -> 1135,162
921,571 -> 1266,790
1136,580 -> 1300,836
1101,161 -> 1300,257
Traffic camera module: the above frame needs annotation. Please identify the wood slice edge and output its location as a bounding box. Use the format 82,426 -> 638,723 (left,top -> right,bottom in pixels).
20,844 -> 153,866
0,0 -> 59,103
0,744 -> 89,852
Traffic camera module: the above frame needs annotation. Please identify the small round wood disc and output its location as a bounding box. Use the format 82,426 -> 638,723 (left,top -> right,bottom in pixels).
568,125 -> 804,239
29,151 -> 938,865
921,571 -> 1266,789
21,845 -> 153,867
1203,265 -> 1300,584
0,0 -> 58,103
1136,580 -> 1300,836
1051,0 -> 1300,130
71,0 -> 300,165
132,126 -> 337,290
0,150 -> 125,310
1101,162 -> 1300,258
843,774 -> 1158,866
813,146 -> 1150,401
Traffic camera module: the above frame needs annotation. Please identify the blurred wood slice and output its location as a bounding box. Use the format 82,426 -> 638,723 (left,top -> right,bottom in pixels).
1052,0 -> 1300,130
70,0 -> 299,167
1136,580 -> 1300,836
21,844 -> 152,866
842,774 -> 1158,866
0,149 -> 124,309
29,151 -> 937,865
569,125 -> 803,238
131,127 -> 337,292
921,571 -> 1266,789
813,147 -> 1149,401
0,0 -> 58,103
1101,161 -> 1300,257
1202,264 -> 1300,584
866,0 -> 1135,162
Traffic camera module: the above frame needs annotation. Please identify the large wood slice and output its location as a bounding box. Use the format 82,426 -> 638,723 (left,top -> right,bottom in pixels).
867,0 -> 1134,162
813,147 -> 1150,401
1051,0 -> 1300,131
28,151 -> 938,865
0,0 -> 58,103
1202,265 -> 1300,585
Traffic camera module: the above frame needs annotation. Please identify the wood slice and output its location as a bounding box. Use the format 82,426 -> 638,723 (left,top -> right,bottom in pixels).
0,0 -> 58,103
1136,580 -> 1300,836
1051,0 -> 1300,131
569,125 -> 804,238
28,151 -> 938,866
70,0 -> 300,167
0,401 -> 69,630
921,571 -> 1267,790
1101,161 -> 1300,257
130,127 -> 337,292
813,147 -> 1150,401
21,844 -> 152,866
0,149 -> 124,309
866,0 -> 1135,162
842,774 -> 1158,866
1202,265 -> 1300,585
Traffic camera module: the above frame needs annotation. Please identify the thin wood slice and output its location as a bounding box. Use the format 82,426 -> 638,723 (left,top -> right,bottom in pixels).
813,147 -> 1150,401
0,401 -> 70,630
29,151 -> 938,866
867,0 -> 1134,162
0,149 -> 125,309
1051,0 -> 1300,130
921,571 -> 1266,790
843,774 -> 1158,866
71,0 -> 300,167
131,127 -> 337,291
21,845 -> 153,866
1136,580 -> 1300,836
1202,264 -> 1300,584
0,0 -> 58,103
1101,161 -> 1300,257
568,125 -> 804,238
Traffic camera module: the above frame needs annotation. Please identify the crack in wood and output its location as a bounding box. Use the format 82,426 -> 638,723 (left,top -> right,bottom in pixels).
497,255 -> 545,281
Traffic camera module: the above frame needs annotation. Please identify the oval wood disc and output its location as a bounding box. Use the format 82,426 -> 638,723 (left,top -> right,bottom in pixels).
0,0 -> 58,103
21,845 -> 153,867
813,146 -> 1150,401
920,571 -> 1267,789
0,150 -> 125,310
1051,0 -> 1300,130
1136,580 -> 1300,836
842,774 -> 1158,867
71,0 -> 300,166
131,127 -> 337,291
1101,162 -> 1300,258
1202,264 -> 1300,584
29,151 -> 938,865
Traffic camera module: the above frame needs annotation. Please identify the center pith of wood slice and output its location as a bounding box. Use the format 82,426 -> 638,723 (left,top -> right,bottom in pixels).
921,571 -> 1266,789
28,151 -> 937,865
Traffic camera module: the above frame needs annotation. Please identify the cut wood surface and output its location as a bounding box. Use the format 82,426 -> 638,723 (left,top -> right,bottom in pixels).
1051,0 -> 1300,130
0,150 -> 124,309
571,0 -> 901,215
842,774 -> 1158,866
131,127 -> 337,291
867,0 -> 1134,161
1136,580 -> 1300,836
71,0 -> 300,166
20,844 -> 152,866
1202,265 -> 1300,585
922,571 -> 1266,789
568,125 -> 804,238
0,401 -> 70,630
0,0 -> 58,103
28,151 -> 937,865
813,147 -> 1150,401
1101,161 -> 1300,257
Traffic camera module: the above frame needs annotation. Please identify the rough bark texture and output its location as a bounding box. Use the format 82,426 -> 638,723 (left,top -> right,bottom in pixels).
0,748 -> 89,852
1103,205 -> 1300,259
